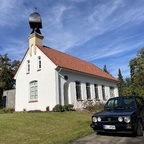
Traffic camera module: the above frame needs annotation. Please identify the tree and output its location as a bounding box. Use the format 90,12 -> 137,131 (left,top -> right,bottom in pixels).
129,48 -> 144,97
0,54 -> 20,100
103,65 -> 109,74
123,77 -> 133,96
117,68 -> 125,96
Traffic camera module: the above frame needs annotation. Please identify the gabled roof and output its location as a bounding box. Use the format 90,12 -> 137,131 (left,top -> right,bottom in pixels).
37,45 -> 117,81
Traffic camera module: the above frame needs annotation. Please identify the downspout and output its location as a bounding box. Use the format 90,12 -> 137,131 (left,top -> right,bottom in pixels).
55,67 -> 62,105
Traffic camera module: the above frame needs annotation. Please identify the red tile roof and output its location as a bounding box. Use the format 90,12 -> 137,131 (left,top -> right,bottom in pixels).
37,45 -> 117,81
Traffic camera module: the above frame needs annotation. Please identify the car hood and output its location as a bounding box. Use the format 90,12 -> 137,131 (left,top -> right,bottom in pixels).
93,108 -> 137,117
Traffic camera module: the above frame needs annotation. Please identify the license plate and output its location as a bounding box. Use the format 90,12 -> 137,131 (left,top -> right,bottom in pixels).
103,125 -> 116,130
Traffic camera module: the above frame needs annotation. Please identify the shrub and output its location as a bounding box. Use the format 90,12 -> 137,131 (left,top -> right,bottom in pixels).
63,104 -> 74,111
53,104 -> 63,112
84,105 -> 96,111
83,100 -> 104,112
0,108 -> 15,114
27,110 -> 42,113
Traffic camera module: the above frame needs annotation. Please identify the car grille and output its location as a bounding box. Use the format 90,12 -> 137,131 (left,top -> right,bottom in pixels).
101,116 -> 118,123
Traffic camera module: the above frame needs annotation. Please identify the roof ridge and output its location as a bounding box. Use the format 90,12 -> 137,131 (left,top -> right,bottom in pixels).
42,45 -> 91,63
37,45 -> 117,81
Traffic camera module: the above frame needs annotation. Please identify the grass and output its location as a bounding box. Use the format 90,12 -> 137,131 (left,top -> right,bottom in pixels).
0,112 -> 93,144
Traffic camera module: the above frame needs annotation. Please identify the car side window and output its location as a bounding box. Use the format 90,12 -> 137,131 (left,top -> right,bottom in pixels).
123,98 -> 136,108
106,99 -> 114,107
136,97 -> 144,107
106,99 -> 117,107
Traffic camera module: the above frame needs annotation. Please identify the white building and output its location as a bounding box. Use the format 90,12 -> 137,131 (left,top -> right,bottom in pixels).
14,13 -> 118,111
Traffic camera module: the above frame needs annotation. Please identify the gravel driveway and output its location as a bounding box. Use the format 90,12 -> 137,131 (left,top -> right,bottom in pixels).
70,133 -> 144,144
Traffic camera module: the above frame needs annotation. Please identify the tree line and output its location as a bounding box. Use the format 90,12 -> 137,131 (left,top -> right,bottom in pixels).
0,54 -> 20,101
0,47 -> 144,102
103,47 -> 144,98
118,48 -> 144,98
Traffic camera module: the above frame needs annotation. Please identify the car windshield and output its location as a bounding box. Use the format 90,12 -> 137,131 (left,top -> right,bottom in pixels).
104,97 -> 136,110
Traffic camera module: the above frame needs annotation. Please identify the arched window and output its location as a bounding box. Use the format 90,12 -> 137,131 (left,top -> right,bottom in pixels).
29,81 -> 38,101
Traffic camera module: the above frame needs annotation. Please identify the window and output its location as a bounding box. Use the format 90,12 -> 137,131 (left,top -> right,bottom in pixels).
136,97 -> 144,107
29,81 -> 38,102
106,99 -> 118,108
27,60 -> 30,74
86,83 -> 91,100
102,85 -> 106,100
37,56 -> 41,70
110,86 -> 115,97
75,81 -> 82,100
94,84 -> 99,100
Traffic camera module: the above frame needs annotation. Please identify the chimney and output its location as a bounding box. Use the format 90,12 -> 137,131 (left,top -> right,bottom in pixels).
28,12 -> 44,55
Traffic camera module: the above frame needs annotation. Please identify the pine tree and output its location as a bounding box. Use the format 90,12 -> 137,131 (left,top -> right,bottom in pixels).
117,68 -> 125,96
103,65 -> 109,74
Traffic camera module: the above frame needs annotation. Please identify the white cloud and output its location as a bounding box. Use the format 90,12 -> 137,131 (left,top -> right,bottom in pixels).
42,0 -> 144,54
0,0 -> 29,27
0,0 -> 144,78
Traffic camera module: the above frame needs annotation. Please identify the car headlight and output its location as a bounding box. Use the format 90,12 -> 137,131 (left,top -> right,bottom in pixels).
98,117 -> 101,122
92,117 -> 97,122
118,117 -> 123,122
124,116 -> 131,123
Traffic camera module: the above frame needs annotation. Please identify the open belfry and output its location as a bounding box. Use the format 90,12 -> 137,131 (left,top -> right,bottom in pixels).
28,12 -> 44,56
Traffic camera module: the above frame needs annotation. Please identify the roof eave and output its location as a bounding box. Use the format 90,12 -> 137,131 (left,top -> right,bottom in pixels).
56,66 -> 118,82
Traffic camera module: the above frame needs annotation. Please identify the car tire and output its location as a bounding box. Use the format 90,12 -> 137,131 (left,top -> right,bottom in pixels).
96,132 -> 102,135
136,120 -> 143,136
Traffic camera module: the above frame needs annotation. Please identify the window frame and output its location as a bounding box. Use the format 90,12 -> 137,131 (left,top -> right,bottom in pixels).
102,85 -> 106,100
26,60 -> 30,74
29,80 -> 38,102
94,84 -> 99,100
110,86 -> 115,98
37,56 -> 41,71
75,81 -> 82,101
86,83 -> 91,100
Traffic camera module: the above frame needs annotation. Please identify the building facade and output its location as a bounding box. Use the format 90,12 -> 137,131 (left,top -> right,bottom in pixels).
14,12 -> 118,111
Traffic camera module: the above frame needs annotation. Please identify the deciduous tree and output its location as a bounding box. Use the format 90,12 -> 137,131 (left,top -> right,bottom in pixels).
129,48 -> 144,97
0,54 -> 20,100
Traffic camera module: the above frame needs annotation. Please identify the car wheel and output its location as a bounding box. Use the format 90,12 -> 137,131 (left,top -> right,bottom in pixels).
136,120 -> 143,136
96,132 -> 102,135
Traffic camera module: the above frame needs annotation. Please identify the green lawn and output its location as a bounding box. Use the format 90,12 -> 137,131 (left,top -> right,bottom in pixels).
0,112 -> 93,144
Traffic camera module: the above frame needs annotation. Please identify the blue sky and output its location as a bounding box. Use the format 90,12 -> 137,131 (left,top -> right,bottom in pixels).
0,0 -> 144,78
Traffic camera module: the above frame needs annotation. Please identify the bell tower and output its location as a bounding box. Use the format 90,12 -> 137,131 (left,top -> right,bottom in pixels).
28,12 -> 44,55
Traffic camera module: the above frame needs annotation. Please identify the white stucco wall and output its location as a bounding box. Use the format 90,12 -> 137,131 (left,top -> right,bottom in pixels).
14,46 -> 118,111
15,46 -> 57,111
58,69 -> 118,109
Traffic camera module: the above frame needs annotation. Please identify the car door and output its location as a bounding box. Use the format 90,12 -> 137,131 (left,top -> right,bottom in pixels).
136,97 -> 144,125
